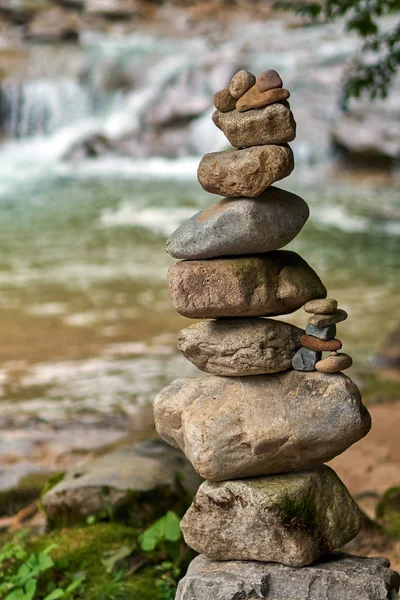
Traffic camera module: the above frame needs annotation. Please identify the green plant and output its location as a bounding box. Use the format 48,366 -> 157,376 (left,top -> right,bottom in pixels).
274,0 -> 400,103
0,531 -> 84,600
138,511 -> 182,552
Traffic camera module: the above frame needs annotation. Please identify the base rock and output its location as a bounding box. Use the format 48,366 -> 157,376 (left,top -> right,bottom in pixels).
154,371 -> 371,480
181,466 -> 361,566
176,552 -> 400,600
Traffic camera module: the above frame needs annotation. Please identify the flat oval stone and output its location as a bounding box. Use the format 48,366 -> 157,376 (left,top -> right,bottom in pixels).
166,188 -> 309,260
308,309 -> 348,327
236,86 -> 290,112
168,251 -> 327,318
154,371 -> 371,480
178,318 -> 303,376
316,353 -> 353,373
305,323 -> 337,340
256,69 -> 283,93
304,298 -> 338,314
292,347 -> 321,371
229,69 -> 256,99
180,466 -> 361,566
300,335 -> 342,352
197,145 -> 294,198
214,88 -> 236,112
213,103 -> 296,148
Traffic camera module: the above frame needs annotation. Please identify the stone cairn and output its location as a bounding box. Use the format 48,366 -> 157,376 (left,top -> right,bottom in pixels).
154,70 -> 400,599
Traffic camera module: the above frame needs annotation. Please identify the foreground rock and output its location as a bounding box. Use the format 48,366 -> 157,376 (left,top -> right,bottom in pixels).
178,318 -> 303,376
212,103 -> 296,147
197,146 -> 294,197
168,250 -> 326,318
154,371 -> 371,480
166,189 -> 308,260
181,466 -> 361,566
42,439 -> 202,527
176,552 -> 400,600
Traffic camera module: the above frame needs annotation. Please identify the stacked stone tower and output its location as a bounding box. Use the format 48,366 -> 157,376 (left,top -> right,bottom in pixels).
154,70 -> 400,599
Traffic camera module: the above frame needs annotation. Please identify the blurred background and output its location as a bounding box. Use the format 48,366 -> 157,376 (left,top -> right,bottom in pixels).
0,0 -> 399,569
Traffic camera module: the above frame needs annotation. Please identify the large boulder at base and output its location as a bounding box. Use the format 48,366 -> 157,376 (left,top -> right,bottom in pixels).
212,103 -> 296,147
153,371 -> 371,481
180,466 -> 362,566
177,318 -> 303,376
176,552 -> 400,600
166,188 -> 309,260
168,251 -> 327,319
41,439 -> 202,527
197,145 -> 294,198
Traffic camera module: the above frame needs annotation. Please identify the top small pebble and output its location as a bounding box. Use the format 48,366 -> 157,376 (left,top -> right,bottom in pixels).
229,70 -> 256,99
304,298 -> 338,314
256,69 -> 283,93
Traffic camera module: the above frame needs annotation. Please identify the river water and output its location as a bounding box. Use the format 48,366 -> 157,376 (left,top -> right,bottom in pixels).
0,17 -> 399,439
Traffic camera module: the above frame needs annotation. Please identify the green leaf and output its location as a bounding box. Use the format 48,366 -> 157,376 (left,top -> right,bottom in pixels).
37,553 -> 54,572
24,579 -> 36,600
65,578 -> 84,594
5,589 -> 26,600
163,511 -> 181,542
43,589 -> 65,600
86,515 -> 96,525
139,511 -> 182,551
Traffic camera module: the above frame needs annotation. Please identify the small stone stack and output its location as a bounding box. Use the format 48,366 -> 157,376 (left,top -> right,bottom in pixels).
153,69 -> 400,599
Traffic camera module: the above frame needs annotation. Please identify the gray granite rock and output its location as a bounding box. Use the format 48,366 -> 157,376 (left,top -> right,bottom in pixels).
305,322 -> 336,340
180,466 -> 361,565
176,552 -> 400,600
168,251 -> 327,319
292,347 -> 321,371
212,103 -> 296,147
197,146 -> 294,198
166,189 -> 308,260
178,318 -> 303,376
41,439 -> 201,527
154,371 -> 371,480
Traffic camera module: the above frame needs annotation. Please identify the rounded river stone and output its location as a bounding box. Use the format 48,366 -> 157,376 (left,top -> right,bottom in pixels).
168,250 -> 327,318
153,370 -> 371,481
304,297 -> 338,314
229,69 -> 256,99
197,145 -> 294,198
178,318 -> 303,376
180,466 -> 362,566
316,352 -> 353,373
256,69 -> 283,92
308,308 -> 348,327
166,188 -> 308,260
212,103 -> 296,147
300,334 -> 342,352
236,86 -> 290,112
214,88 -> 236,112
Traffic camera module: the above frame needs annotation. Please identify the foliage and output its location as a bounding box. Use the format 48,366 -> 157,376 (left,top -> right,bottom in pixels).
274,0 -> 400,104
0,513 -> 190,600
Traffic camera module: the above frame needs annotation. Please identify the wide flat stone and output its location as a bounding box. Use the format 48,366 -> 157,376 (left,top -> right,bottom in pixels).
212,103 -> 296,147
236,86 -> 290,112
41,439 -> 201,527
300,334 -> 342,351
153,371 -> 371,481
304,297 -> 338,314
168,251 -> 326,319
178,318 -> 303,376
308,308 -> 348,327
166,189 -> 308,260
180,466 -> 361,566
197,146 -> 294,198
176,552 -> 400,600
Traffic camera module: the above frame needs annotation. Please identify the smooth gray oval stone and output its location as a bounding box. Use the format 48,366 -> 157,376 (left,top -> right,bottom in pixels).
166,187 -> 309,260
306,322 -> 337,340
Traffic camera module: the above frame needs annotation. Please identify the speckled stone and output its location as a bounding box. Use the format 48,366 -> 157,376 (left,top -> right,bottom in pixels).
300,335 -> 342,352
292,347 -> 321,371
214,88 -> 236,112
236,86 -> 290,112
166,188 -> 309,260
229,69 -> 256,99
304,298 -> 338,314
305,322 -> 337,340
308,309 -> 348,327
316,353 -> 353,373
212,103 -> 296,148
256,69 -> 283,93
